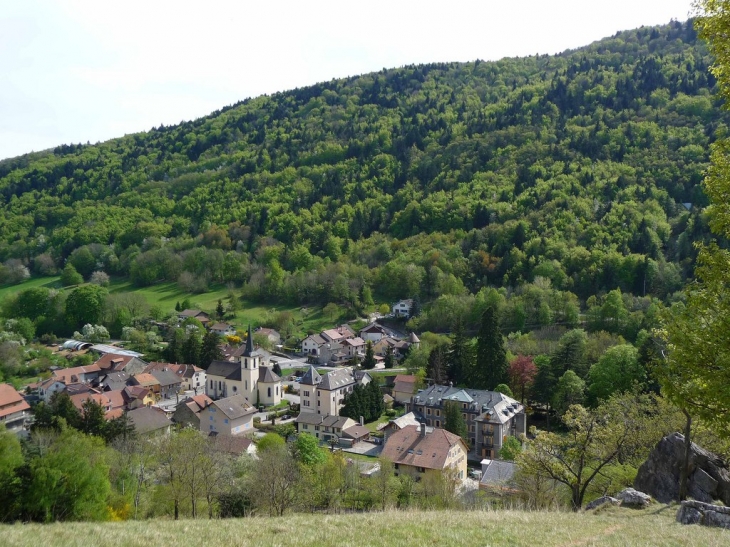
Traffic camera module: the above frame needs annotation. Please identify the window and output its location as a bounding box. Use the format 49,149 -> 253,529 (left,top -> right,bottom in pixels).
317,400 -> 320,406
245,380 -> 248,390
303,424 -> 308,429
435,420 -> 440,427
315,426 -> 320,431
303,390 -> 310,397
210,415 -> 213,421
427,408 -> 431,415
276,386 -> 279,395
436,410 -> 440,417
268,387 -> 272,397
224,419 -> 229,424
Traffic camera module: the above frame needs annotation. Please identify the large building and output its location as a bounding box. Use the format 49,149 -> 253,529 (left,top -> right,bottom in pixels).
405,384 -> 526,461
299,366 -> 371,416
0,383 -> 30,434
206,325 -> 282,406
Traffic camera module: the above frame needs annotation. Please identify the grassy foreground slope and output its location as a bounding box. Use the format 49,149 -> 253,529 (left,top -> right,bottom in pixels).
3,507 -> 728,547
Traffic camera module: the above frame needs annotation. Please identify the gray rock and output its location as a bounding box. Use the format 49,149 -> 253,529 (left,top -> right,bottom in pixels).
585,496 -> 620,510
704,510 -> 730,529
676,504 -> 703,525
634,433 -> 730,505
617,487 -> 651,508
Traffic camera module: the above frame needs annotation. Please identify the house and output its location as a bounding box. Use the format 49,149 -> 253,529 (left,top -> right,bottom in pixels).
93,353 -> 147,375
97,371 -> 130,392
172,394 -> 213,429
381,423 -> 468,481
405,385 -> 526,461
392,299 -> 414,318
209,433 -> 257,456
178,309 -> 211,326
129,373 -> 161,399
0,383 -> 30,434
392,374 -> 418,404
341,337 -> 367,358
53,364 -> 101,385
295,413 -> 357,443
70,390 -> 109,411
203,394 -> 256,436
255,327 -> 281,346
128,406 -> 171,436
37,378 -> 66,403
205,325 -> 282,406
210,322 -> 236,337
299,366 -> 371,416
360,323 -> 388,342
122,385 -> 155,409
321,325 -> 356,344
149,369 -> 183,400
145,363 -> 206,393
382,411 -> 429,442
105,389 -> 126,414
373,336 -> 411,360
301,334 -> 326,359
479,458 -> 518,494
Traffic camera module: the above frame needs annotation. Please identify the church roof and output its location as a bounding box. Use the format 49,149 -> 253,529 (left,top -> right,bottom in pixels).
299,365 -> 322,385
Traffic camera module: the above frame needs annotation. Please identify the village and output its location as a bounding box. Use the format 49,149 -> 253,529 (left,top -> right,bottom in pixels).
0,297 -> 526,501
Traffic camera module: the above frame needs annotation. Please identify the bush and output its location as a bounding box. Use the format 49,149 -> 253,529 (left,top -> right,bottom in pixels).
89,271 -> 110,287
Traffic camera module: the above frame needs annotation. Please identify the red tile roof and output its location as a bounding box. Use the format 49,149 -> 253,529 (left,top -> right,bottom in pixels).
0,383 -> 30,419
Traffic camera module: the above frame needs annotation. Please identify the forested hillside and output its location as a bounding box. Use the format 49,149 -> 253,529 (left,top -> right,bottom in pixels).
0,20 -> 722,336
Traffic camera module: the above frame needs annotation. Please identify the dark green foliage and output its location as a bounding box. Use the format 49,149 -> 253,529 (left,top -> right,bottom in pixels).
64,284 -> 108,330
383,345 -> 395,369
427,345 -> 448,385
341,381 -> 384,423
182,330 -> 202,367
60,263 -> 83,287
448,315 -> 473,385
475,304 -> 508,389
362,341 -> 376,370
199,329 -> 223,369
443,401 -> 469,447
550,329 -> 589,379
216,299 -> 225,320
79,398 -> 107,438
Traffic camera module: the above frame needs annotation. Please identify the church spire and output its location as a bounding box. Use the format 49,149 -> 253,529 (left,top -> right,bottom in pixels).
244,324 -> 254,356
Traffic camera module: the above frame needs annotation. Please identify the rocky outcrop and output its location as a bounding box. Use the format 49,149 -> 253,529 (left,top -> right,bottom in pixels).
677,500 -> 730,529
616,488 -> 651,508
585,496 -> 619,510
634,433 -> 730,505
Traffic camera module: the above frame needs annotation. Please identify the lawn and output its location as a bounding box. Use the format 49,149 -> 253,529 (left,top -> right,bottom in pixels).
0,275 -> 61,301
2,505 -> 728,547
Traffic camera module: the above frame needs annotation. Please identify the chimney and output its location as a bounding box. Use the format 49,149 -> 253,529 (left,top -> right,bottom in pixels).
449,381 -> 453,388
360,416 -> 364,426
420,422 -> 427,437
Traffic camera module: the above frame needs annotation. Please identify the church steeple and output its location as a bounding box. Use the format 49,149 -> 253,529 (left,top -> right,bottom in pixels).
244,324 -> 254,357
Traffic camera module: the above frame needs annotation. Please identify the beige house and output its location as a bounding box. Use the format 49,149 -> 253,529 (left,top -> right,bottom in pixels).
206,326 -> 282,406
0,383 -> 30,434
381,423 -> 468,481
392,374 -> 418,404
405,385 -> 526,460
299,366 -> 371,416
203,394 -> 256,436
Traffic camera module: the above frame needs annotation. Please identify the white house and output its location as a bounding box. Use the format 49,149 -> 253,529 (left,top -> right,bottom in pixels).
392,299 -> 414,318
299,366 -> 371,416
203,394 -> 256,436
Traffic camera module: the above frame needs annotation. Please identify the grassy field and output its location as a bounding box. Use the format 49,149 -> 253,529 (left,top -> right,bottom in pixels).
2,506 -> 727,547
0,276 -> 348,340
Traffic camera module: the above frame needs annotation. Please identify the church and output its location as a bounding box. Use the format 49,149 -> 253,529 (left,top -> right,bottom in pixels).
205,325 -> 282,407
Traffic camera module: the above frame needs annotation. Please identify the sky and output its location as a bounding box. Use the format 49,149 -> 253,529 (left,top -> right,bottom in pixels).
0,0 -> 694,161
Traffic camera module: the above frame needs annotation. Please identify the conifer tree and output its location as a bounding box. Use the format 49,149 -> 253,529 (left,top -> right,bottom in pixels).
199,330 -> 223,369
362,341 -> 376,370
427,345 -> 448,385
443,401 -> 469,448
448,316 -> 473,385
475,304 -> 507,389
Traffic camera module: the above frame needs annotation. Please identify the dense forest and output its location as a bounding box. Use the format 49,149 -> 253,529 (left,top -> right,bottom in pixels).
0,20 -> 723,338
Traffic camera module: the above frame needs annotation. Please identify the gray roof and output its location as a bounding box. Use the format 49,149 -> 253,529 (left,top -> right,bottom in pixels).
319,368 -> 356,390
305,334 -> 326,345
99,371 -> 129,391
88,344 -> 144,358
296,413 -> 354,429
299,366 -> 322,386
150,369 -> 182,387
212,394 -> 256,420
258,366 -> 281,383
411,384 -> 523,424
480,459 -> 517,486
128,407 -> 170,434
207,360 -> 241,381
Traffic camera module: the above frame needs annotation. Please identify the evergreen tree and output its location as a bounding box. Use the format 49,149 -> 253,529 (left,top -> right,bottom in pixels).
216,299 -> 225,320
341,386 -> 363,421
367,380 -> 384,421
79,398 -> 107,438
175,301 -> 182,312
443,401 -> 469,448
164,328 -> 186,363
427,345 -> 448,385
551,329 -> 588,378
199,330 -> 223,369
475,304 -> 507,390
362,341 -> 376,370
448,316 -> 473,385
383,345 -> 395,369
182,331 -> 202,366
